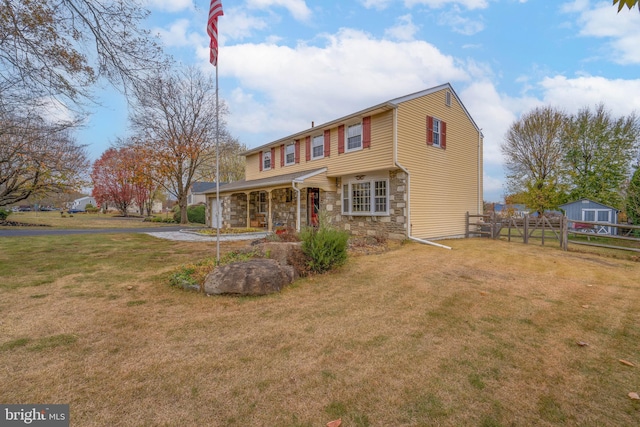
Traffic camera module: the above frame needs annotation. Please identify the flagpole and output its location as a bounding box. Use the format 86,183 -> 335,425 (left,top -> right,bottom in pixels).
208,0 -> 223,264
215,61 -> 220,264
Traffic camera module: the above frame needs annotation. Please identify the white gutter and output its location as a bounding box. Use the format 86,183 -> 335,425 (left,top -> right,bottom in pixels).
392,107 -> 452,250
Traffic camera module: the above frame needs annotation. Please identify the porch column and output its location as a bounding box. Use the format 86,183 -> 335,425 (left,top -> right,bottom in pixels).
267,190 -> 273,232
245,191 -> 251,229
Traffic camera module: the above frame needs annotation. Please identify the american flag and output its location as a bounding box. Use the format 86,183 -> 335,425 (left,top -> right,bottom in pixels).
208,0 -> 224,66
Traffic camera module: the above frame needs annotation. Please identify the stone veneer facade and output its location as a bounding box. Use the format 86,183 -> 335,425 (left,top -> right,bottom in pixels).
212,169 -> 408,240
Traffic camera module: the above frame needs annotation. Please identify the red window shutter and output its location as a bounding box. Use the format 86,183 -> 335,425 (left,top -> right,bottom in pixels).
338,125 -> 345,154
363,116 -> 371,148
305,137 -> 310,161
280,144 -> 285,167
324,129 -> 331,157
426,116 -> 434,146
259,151 -> 263,171
271,147 -> 276,169
296,139 -> 301,163
441,121 -> 447,149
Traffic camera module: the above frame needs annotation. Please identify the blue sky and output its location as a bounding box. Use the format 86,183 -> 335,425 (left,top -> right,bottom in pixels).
77,0 -> 640,202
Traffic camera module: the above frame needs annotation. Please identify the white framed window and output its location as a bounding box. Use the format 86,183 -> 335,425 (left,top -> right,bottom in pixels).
432,118 -> 441,148
258,191 -> 268,213
346,123 -> 362,152
312,135 -> 324,160
341,175 -> 389,216
285,143 -> 295,166
262,150 -> 271,170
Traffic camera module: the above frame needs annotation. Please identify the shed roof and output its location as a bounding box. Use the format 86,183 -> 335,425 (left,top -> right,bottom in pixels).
559,198 -> 619,212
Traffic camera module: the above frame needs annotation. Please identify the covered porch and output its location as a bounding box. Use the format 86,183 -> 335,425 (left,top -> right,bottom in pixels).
205,168 -> 335,232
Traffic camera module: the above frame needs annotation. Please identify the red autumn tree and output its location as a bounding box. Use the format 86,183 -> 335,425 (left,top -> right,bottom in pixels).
91,147 -> 136,216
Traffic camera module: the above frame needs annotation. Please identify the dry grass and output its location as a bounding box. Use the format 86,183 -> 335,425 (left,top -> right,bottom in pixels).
1,235 -> 639,426
5,211 -> 184,229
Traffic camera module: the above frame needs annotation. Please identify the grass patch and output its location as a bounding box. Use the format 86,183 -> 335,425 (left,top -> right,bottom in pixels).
0,338 -> 32,351
28,334 -> 77,351
1,236 -> 640,425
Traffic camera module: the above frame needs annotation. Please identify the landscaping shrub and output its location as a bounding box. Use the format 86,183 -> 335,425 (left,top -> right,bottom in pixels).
299,222 -> 349,274
172,204 -> 206,224
0,209 -> 11,221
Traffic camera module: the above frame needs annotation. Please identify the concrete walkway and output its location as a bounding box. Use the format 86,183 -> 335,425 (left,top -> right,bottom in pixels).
145,230 -> 269,242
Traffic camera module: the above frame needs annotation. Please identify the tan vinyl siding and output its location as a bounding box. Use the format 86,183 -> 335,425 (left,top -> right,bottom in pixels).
397,88 -> 482,239
245,111 -> 395,181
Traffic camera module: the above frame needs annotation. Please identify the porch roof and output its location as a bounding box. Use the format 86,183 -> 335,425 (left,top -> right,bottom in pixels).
203,168 -> 328,194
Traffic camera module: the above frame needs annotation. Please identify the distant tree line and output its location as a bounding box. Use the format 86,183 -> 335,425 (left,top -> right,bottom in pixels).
501,104 -> 640,224
1,1 -> 245,222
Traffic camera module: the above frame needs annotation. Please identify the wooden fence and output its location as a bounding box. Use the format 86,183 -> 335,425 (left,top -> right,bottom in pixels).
466,212 -> 640,253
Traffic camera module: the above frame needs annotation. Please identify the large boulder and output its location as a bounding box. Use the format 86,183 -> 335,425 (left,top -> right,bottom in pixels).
204,258 -> 295,296
256,241 -> 307,276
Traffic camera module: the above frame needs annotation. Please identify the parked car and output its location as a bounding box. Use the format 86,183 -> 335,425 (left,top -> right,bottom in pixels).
67,209 -> 85,214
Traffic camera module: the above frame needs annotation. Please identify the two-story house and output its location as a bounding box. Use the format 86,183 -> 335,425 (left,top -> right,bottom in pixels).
205,83 -> 483,241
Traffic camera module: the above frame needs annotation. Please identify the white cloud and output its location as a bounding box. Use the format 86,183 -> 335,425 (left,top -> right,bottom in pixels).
404,0 -> 489,10
153,19 -> 196,47
143,0 -> 194,13
360,0 -> 395,10
564,0 -> 640,64
220,8 -> 269,40
384,14 -> 420,41
245,0 -> 312,21
221,28 -> 470,146
539,75 -> 640,116
438,7 -> 485,35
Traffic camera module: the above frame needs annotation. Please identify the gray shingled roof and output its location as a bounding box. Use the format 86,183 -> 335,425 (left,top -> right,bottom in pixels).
203,168 -> 327,194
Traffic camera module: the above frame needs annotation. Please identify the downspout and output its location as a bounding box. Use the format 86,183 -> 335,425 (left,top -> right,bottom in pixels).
393,106 -> 451,250
478,129 -> 483,214
292,181 -> 301,232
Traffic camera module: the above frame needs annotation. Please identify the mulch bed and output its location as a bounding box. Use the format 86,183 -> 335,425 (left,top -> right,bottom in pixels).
0,220 -> 50,227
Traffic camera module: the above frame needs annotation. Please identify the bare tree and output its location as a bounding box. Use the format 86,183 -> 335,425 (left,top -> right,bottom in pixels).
501,106 -> 567,214
0,0 -> 167,109
0,111 -> 89,207
129,67 -> 226,224
196,135 -> 247,184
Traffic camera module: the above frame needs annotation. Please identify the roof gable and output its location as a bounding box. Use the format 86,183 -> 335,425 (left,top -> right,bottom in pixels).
243,83 -> 480,156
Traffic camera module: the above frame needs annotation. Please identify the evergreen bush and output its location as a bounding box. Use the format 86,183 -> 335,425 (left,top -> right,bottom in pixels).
299,219 -> 349,274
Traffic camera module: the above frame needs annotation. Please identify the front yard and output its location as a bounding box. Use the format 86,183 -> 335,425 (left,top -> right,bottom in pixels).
0,235 -> 639,426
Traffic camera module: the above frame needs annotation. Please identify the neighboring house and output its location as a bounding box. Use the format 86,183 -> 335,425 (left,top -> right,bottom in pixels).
69,196 -> 96,211
493,203 -> 528,218
204,83 -> 483,241
188,182 -> 219,206
559,198 -> 619,235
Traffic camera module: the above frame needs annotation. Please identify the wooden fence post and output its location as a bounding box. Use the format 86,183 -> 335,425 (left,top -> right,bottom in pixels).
465,212 -> 469,238
524,215 -> 529,244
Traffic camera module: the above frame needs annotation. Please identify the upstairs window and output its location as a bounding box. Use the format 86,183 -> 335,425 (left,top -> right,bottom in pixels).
346,123 -> 362,151
285,144 -> 295,166
262,150 -> 272,170
432,118 -> 441,148
312,135 -> 324,160
427,116 -> 446,149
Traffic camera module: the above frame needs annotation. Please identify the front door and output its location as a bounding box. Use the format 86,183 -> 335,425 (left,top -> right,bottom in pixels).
308,188 -> 320,227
